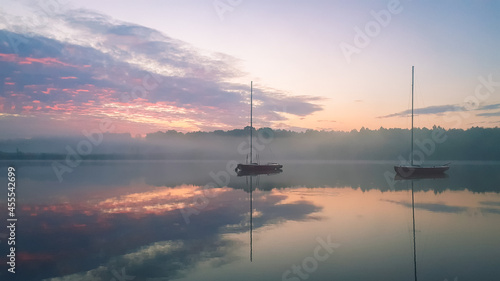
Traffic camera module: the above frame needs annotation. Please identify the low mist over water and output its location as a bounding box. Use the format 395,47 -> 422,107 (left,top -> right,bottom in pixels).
2,127 -> 500,162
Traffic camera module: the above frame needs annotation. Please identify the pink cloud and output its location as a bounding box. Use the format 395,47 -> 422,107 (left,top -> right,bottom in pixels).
0,53 -> 78,68
42,88 -> 58,94
0,53 -> 17,62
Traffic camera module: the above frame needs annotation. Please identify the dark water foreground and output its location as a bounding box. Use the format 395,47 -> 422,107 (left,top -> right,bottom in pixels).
0,160 -> 499,281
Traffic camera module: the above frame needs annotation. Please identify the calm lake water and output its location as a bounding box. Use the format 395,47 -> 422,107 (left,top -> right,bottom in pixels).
1,160 -> 500,281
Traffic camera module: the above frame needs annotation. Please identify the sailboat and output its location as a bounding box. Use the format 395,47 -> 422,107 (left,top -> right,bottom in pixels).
394,66 -> 450,177
235,82 -> 283,175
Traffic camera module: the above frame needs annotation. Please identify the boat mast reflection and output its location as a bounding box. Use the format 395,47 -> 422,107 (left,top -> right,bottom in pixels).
242,169 -> 282,262
249,175 -> 253,262
411,180 -> 417,281
395,173 -> 449,281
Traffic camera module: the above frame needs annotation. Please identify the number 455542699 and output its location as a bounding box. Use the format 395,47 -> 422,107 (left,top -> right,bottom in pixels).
8,167 -> 16,217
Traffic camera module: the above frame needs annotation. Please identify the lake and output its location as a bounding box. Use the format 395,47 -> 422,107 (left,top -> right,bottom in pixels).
1,160 -> 500,281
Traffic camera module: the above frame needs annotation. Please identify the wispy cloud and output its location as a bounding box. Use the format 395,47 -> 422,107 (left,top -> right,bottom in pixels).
378,104 -> 463,118
480,201 -> 500,207
478,103 -> 500,111
477,111 -> 500,117
0,9 -> 323,136
379,103 -> 500,119
480,207 -> 500,215
383,199 -> 468,214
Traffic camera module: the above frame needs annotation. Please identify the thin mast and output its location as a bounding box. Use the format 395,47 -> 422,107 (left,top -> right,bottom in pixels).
250,81 -> 253,164
411,66 -> 414,166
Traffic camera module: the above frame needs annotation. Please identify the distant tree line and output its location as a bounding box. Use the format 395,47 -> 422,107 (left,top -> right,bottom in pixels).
1,126 -> 499,161
146,126 -> 500,161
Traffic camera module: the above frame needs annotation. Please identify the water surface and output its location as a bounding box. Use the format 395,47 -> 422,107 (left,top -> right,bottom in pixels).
1,160 -> 499,281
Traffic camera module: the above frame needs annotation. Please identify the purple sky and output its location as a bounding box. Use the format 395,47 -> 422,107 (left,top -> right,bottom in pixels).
1,0 -> 500,138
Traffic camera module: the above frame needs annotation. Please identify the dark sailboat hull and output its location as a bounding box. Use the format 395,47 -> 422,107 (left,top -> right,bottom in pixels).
236,167 -> 283,177
235,163 -> 283,174
394,165 -> 449,178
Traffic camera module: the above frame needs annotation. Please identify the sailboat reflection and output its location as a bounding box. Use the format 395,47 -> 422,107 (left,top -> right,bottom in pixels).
249,175 -> 253,262
243,170 -> 282,262
395,173 -> 449,181
396,174 -> 448,281
410,180 -> 418,281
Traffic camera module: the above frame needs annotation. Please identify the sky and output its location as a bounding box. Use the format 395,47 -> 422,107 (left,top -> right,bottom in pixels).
0,0 -> 500,138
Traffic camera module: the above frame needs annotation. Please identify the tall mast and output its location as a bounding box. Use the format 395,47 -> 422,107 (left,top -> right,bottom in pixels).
250,81 -> 253,164
411,66 -> 414,166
